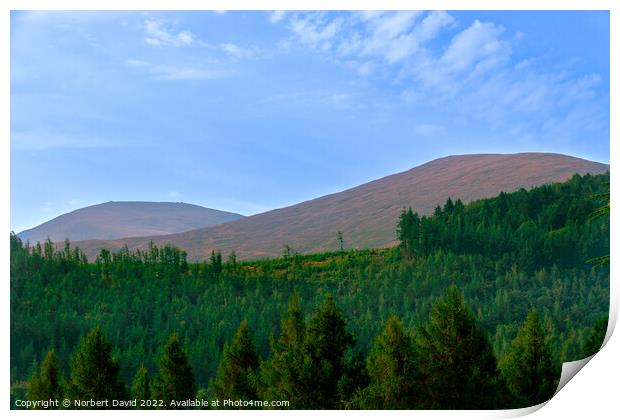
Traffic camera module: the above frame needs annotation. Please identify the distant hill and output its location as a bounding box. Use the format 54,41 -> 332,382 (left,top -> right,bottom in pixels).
18,201 -> 244,243
74,153 -> 609,261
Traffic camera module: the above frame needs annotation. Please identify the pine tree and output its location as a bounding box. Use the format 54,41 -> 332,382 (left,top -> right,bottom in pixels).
581,316 -> 608,357
29,350 -> 63,406
303,296 -> 354,409
210,250 -> 222,274
131,365 -> 151,401
500,310 -> 560,407
417,286 -> 502,409
261,290 -> 308,408
153,334 -> 196,407
67,327 -> 127,403
211,320 -> 260,405
357,315 -> 420,409
338,351 -> 369,408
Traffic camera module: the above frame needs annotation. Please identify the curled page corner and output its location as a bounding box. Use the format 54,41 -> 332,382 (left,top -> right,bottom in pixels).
554,355 -> 595,395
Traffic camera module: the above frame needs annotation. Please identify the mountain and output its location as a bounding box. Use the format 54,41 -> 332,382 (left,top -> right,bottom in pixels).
73,153 -> 609,261
18,201 -> 245,243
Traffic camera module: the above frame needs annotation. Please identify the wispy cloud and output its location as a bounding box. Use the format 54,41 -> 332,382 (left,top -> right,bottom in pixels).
124,59 -> 225,80
259,90 -> 363,112
439,20 -> 510,76
220,43 -> 258,59
270,11 -> 607,146
143,19 -> 194,47
269,11 -> 286,24
289,12 -> 344,50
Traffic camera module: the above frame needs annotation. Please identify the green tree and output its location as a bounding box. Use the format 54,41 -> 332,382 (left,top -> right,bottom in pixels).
303,296 -> 355,408
131,365 -> 151,402
581,316 -> 608,357
356,315 -> 420,409
261,291 -> 307,408
211,320 -> 260,404
67,327 -> 127,403
153,334 -> 196,407
338,351 -> 369,408
417,286 -> 502,409
29,350 -> 63,406
210,250 -> 223,274
500,310 -> 560,407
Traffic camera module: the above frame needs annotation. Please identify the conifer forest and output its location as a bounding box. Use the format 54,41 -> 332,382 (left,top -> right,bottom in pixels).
10,173 -> 610,409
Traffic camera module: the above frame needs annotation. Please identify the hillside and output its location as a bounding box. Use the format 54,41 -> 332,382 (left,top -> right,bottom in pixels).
18,201 -> 244,243
74,153 -> 609,260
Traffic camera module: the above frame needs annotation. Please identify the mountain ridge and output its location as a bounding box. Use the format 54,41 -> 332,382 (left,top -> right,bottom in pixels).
18,201 -> 245,243
70,153 -> 609,261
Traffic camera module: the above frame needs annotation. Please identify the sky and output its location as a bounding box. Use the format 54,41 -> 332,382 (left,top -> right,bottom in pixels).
10,10 -> 610,232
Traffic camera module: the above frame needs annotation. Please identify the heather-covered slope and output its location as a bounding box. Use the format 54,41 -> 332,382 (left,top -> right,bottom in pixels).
18,201 -> 244,243
74,153 -> 609,260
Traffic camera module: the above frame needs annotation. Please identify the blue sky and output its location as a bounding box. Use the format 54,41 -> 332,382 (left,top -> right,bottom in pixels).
10,10 -> 609,232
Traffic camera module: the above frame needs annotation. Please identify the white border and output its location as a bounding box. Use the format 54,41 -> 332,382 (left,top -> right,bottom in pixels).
2,1 -> 616,419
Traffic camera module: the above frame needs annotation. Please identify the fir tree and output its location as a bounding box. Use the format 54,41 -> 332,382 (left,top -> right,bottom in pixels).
131,365 -> 151,402
338,351 -> 369,408
260,290 -> 308,408
357,315 -> 420,409
500,310 -> 560,407
581,316 -> 608,357
303,296 -> 355,408
211,320 -> 260,405
210,250 -> 222,274
29,350 -> 63,406
67,327 -> 127,403
153,334 -> 196,407
417,286 -> 502,409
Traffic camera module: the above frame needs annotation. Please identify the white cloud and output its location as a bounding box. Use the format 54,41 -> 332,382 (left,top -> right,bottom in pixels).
289,12 -> 343,48
440,20 -> 509,74
220,43 -> 257,59
288,11 -> 454,67
269,11 -> 286,24
358,11 -> 386,22
143,19 -> 194,47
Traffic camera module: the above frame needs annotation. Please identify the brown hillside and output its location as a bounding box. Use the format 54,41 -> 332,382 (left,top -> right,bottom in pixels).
74,153 -> 609,261
19,201 -> 244,243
